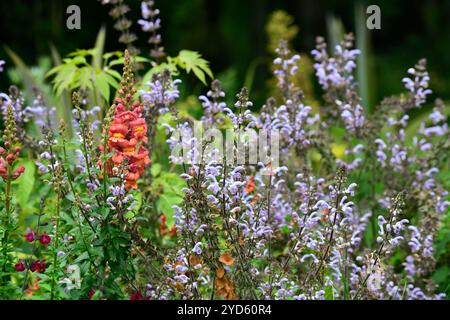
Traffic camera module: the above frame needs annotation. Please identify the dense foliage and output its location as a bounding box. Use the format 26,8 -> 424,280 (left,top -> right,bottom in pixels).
0,1 -> 448,300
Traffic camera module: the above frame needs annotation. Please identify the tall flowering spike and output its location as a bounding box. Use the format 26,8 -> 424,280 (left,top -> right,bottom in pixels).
99,50 -> 150,190
138,0 -> 165,59
273,39 -> 301,98
98,0 -> 140,56
200,79 -> 226,128
0,105 -> 25,181
402,59 -> 432,108
311,33 -> 365,135
117,50 -> 137,109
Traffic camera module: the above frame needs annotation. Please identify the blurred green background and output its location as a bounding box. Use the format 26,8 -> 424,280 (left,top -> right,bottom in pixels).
1,0 -> 450,107
0,0 -> 449,297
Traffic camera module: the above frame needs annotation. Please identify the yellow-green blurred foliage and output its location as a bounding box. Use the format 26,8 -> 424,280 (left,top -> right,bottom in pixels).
265,10 -> 319,110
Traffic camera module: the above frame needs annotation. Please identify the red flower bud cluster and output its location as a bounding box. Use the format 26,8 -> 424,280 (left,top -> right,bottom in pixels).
15,261 -> 26,272
160,214 -> 177,237
100,98 -> 151,190
87,288 -> 96,299
15,259 -> 46,273
130,291 -> 144,300
24,231 -> 51,246
30,260 -> 46,273
0,145 -> 25,181
39,233 -> 51,245
160,214 -> 168,236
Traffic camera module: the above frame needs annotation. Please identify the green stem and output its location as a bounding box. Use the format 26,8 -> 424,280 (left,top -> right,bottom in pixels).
50,191 -> 61,300
1,166 -> 12,284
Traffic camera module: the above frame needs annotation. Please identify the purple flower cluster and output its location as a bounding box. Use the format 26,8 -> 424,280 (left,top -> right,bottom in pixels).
156,34 -> 448,300
311,37 -> 360,90
262,42 -> 319,159
138,0 -> 165,59
273,40 -> 301,96
141,73 -> 181,115
106,183 -> 134,210
199,79 -> 226,128
72,105 -> 101,172
402,59 -> 432,108
311,34 -> 366,134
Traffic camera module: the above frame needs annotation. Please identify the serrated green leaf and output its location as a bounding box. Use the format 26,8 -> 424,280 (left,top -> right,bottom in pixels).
177,50 -> 213,85
53,63 -> 78,96
76,67 -> 94,90
141,62 -> 179,85
151,163 -> 162,177
95,71 -> 110,101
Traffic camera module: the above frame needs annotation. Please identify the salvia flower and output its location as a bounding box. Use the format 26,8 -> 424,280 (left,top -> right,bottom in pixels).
138,0 -> 165,59
141,70 -> 181,115
402,59 -> 432,108
311,34 -> 366,135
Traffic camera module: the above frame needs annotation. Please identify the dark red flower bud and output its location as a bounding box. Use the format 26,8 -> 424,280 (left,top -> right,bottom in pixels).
24,231 -> 35,243
39,233 -> 51,245
15,262 -> 25,272
130,292 -> 143,300
30,261 -> 38,272
30,260 -> 46,273
12,165 -> 25,180
87,288 -> 96,299
38,260 -> 46,272
6,154 -> 15,165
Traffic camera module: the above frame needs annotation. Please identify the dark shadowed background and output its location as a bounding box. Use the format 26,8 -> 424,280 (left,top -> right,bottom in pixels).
1,0 -> 450,108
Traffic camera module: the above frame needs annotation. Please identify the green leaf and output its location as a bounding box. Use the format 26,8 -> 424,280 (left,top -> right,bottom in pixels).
68,48 -> 97,57
141,61 -> 179,85
156,194 -> 183,227
46,64 -> 64,78
433,266 -> 450,285
49,43 -> 73,138
324,284 -> 334,300
152,172 -> 186,227
4,46 -> 51,105
95,71 -> 110,102
103,51 -> 122,63
11,158 -> 36,210
77,67 -> 94,90
53,63 -> 78,96
108,55 -> 150,67
126,191 -> 143,219
70,56 -> 88,66
103,73 -> 120,89
151,163 -> 162,177
105,68 -> 122,80
177,50 -> 213,85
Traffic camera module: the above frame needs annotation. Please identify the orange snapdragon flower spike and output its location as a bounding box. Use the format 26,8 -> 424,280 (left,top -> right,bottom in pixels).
99,50 -> 151,190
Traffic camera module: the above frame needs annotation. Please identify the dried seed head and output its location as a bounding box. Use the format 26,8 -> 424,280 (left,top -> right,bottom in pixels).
72,91 -> 82,107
